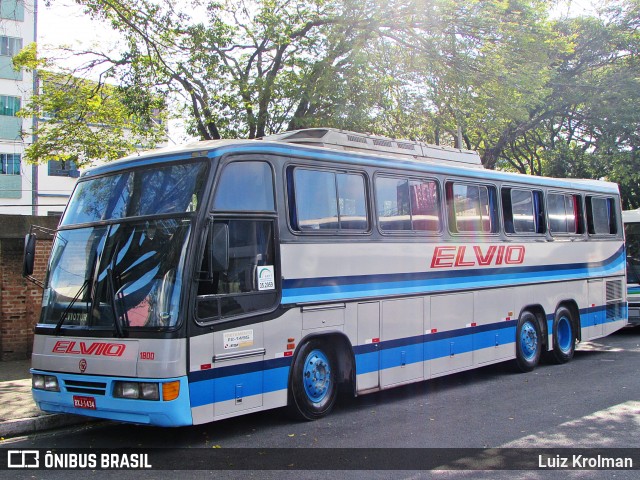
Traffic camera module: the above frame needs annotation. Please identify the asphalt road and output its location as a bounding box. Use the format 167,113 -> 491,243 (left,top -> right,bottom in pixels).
2,327 -> 639,479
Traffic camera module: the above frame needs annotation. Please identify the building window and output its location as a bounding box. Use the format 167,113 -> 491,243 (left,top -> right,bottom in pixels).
48,159 -> 81,178
0,95 -> 20,116
0,0 -> 25,22
0,153 -> 20,175
0,36 -> 22,56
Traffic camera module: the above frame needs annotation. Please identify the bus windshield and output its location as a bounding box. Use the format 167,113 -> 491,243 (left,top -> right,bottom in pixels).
41,218 -> 191,331
61,161 -> 207,226
39,160 -> 208,331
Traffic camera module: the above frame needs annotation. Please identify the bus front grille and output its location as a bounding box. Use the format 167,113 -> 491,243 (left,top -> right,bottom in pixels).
63,379 -> 108,396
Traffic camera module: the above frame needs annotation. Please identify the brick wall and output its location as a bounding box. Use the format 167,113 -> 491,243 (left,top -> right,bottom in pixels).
0,215 -> 58,361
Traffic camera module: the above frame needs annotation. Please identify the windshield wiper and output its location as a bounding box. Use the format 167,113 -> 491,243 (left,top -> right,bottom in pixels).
107,267 -> 129,338
53,279 -> 90,336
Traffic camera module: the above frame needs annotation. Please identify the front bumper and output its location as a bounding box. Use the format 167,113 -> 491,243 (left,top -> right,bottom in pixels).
31,370 -> 193,427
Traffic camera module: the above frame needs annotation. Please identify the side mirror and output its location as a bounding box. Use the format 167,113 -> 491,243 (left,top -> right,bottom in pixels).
209,223 -> 229,274
23,233 -> 36,277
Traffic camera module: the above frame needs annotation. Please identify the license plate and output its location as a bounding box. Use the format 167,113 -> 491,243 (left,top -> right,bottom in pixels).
73,395 -> 96,410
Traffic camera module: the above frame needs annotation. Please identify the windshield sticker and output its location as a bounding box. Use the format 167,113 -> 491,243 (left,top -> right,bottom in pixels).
42,288 -> 51,306
223,330 -> 254,350
257,266 -> 275,291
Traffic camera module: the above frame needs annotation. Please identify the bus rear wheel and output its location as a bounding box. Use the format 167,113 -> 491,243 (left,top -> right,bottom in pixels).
514,311 -> 542,373
288,339 -> 338,421
548,306 -> 576,364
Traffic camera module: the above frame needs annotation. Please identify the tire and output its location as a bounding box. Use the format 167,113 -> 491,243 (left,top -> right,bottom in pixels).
288,339 -> 338,420
514,311 -> 542,373
548,306 -> 576,364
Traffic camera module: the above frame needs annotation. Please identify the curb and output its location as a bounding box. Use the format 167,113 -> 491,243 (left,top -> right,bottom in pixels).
1,414 -> 94,438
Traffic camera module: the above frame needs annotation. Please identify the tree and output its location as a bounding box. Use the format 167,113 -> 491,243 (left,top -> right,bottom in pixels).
14,43 -> 167,167
500,1 -> 640,207
72,0 -> 408,139
22,0 -> 640,206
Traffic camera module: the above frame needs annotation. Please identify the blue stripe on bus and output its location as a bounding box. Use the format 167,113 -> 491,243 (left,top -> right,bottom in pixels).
188,357 -> 292,407
281,247 -> 625,304
188,303 -> 625,408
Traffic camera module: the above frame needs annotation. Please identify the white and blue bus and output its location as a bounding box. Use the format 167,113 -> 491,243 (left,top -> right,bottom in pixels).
623,209 -> 640,325
25,129 -> 627,426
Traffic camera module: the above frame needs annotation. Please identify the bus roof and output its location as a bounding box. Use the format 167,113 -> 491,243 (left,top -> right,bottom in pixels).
623,209 -> 640,223
83,130 -> 620,195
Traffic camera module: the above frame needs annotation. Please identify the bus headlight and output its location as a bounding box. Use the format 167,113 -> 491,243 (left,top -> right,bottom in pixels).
32,374 -> 59,392
113,381 -> 159,401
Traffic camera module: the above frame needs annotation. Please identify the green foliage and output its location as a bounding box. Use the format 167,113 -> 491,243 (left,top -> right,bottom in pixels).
20,0 -> 640,206
14,43 -> 167,167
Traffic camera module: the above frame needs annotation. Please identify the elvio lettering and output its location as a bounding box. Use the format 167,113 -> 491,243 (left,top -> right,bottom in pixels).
431,245 -> 526,268
52,341 -> 126,357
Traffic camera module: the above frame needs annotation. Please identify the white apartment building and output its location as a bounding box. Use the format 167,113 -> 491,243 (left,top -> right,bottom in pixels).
0,0 -> 81,217
0,1 -> 168,217
0,0 -> 36,215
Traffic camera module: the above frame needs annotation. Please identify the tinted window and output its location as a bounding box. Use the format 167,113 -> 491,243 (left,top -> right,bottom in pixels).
548,193 -> 578,234
291,168 -> 368,232
62,162 -> 207,226
450,183 -> 496,233
213,161 -> 274,211
294,169 -> 338,230
626,222 -> 640,283
410,180 -> 440,231
588,196 -> 617,235
376,177 -> 410,231
511,190 -> 536,233
337,173 -> 368,230
376,176 -> 440,232
502,188 -> 544,234
197,219 -> 277,320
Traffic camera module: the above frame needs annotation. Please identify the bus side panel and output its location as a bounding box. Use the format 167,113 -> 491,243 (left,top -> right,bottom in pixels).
379,298 -> 423,388
355,301 -> 381,392
188,312 -> 298,424
429,293 -> 474,378
472,288 -> 516,365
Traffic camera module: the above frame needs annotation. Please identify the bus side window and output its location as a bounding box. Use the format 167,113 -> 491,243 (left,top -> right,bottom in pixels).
548,193 -> 583,235
502,188 -> 545,234
586,196 -> 618,235
213,161 -> 275,212
197,219 -> 277,321
288,167 -> 369,232
447,182 -> 498,234
375,176 -> 440,233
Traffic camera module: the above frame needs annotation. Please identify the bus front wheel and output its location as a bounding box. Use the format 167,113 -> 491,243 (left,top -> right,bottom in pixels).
514,311 -> 542,373
288,339 -> 338,421
548,306 -> 576,364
